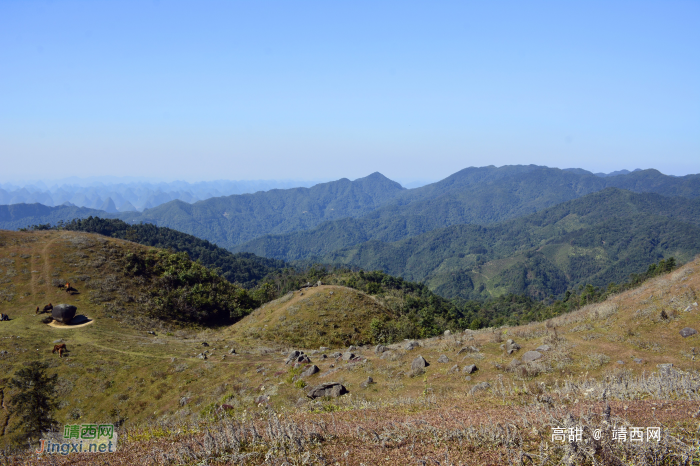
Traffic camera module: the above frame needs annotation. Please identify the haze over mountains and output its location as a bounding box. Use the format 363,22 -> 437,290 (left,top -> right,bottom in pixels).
2,164 -> 700,303
0,179 -> 320,212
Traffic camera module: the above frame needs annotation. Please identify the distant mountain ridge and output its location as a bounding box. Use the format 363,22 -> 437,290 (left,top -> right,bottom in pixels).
236,166 -> 700,261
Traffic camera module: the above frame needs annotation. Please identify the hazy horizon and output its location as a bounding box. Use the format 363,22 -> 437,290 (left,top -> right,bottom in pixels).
2,1 -> 698,181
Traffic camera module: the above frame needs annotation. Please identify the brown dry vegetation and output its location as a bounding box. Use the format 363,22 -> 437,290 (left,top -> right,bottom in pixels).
1,230 -> 699,464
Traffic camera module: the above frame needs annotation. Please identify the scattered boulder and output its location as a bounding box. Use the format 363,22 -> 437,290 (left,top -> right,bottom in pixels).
444,330 -> 451,336
342,352 -> 355,361
505,339 -> 520,355
437,354 -> 450,363
348,345 -> 357,351
448,365 -> 459,374
307,382 -> 348,399
51,304 -> 77,324
374,345 -> 387,354
255,395 -> 270,405
330,352 -> 342,359
196,353 -> 207,360
469,382 -> 490,395
147,331 -> 156,335
380,351 -> 393,360
536,345 -> 551,352
633,358 -> 644,364
405,341 -> 420,350
680,327 -> 697,338
319,346 -> 329,351
360,377 -> 375,388
684,305 -> 693,312
53,339 -> 63,344
616,360 -> 625,365
201,342 -> 210,347
411,355 -> 429,371
286,350 -> 302,364
464,376 -> 472,382
301,365 -> 320,377
228,348 -> 237,354
521,351 -> 542,363
463,364 -> 478,374
458,346 -> 479,355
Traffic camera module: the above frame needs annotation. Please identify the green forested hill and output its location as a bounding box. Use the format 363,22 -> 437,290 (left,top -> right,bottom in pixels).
42,217 -> 287,288
316,189 -> 700,300
116,172 -> 405,248
236,167 -> 700,260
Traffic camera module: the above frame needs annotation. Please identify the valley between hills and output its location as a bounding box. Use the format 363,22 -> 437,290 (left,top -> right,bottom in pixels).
0,228 -> 698,464
0,166 -> 699,465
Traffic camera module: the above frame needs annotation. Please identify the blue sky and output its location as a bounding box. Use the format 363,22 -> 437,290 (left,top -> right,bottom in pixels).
1,0 -> 698,183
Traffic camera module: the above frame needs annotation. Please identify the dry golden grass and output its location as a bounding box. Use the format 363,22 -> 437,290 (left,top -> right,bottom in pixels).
1,230 -> 699,464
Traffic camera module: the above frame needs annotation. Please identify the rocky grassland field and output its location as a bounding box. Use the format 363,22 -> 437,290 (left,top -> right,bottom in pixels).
0,230 -> 699,464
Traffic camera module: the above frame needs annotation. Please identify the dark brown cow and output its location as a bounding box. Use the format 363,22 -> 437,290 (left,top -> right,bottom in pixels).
42,303 -> 53,313
52,343 -> 66,357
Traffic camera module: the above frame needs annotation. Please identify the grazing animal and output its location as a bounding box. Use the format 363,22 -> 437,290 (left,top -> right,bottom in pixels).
42,303 -> 53,313
52,343 -> 66,357
36,306 -> 40,314
0,314 -> 8,321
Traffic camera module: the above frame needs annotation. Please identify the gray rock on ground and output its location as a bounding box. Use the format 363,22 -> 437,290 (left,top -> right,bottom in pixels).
405,341 -> 420,350
302,365 -> 320,377
521,351 -> 542,362
330,352 -> 342,358
360,377 -> 375,388
437,354 -> 450,363
680,327 -> 697,338
616,360 -> 625,365
633,358 -> 644,364
228,348 -> 236,354
374,345 -> 387,354
469,382 -> 490,395
448,365 -> 459,374
505,339 -> 520,355
536,345 -> 550,352
411,355 -> 429,371
342,352 -> 355,361
307,382 -> 348,399
52,304 -> 77,324
196,353 -> 207,360
380,351 -> 393,360
463,364 -> 478,374
457,346 -> 479,355
286,350 -> 302,364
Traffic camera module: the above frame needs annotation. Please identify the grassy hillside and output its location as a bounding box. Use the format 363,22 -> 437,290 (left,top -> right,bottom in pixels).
40,217 -> 287,288
318,189 -> 700,300
2,231 -> 699,463
230,285 -> 396,348
237,167 -> 700,260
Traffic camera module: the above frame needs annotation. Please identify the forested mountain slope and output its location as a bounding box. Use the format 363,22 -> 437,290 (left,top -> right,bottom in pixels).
236,167 -> 700,260
317,189 -> 700,300
115,172 -> 405,248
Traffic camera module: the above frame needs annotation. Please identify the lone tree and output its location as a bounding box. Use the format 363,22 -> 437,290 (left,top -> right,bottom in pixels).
8,361 -> 59,444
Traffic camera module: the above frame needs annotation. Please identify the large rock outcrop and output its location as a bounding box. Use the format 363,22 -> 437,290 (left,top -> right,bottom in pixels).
52,304 -> 77,324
